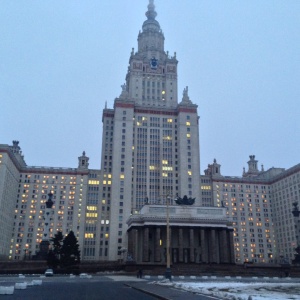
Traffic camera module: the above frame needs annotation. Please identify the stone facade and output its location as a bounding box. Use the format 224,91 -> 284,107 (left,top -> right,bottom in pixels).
0,142 -> 23,259
98,1 -> 201,261
127,205 -> 235,264
202,156 -> 300,264
0,1 -> 299,266
0,142 -> 101,261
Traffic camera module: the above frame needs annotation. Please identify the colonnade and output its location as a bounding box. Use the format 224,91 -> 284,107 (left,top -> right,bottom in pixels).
127,226 -> 235,264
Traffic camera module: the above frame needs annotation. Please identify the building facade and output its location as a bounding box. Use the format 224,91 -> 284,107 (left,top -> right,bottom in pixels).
202,156 -> 300,264
0,142 -> 102,261
0,142 -> 22,260
0,1 -> 299,265
98,1 -> 201,261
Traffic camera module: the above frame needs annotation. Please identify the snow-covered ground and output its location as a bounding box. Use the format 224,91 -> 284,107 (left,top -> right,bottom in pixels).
156,280 -> 300,300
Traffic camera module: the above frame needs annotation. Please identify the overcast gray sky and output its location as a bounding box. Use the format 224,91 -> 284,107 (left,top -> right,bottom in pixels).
1,0 -> 299,176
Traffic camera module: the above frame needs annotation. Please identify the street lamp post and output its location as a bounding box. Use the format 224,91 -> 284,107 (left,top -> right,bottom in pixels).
165,194 -> 172,280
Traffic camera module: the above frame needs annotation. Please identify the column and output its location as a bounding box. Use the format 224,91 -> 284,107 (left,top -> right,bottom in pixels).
127,229 -> 134,261
137,228 -> 143,263
133,229 -> 139,262
169,227 -> 172,263
143,227 -> 149,262
155,227 -> 161,262
178,228 -> 183,262
200,229 -> 208,263
229,230 -> 235,263
210,229 -> 217,263
215,230 -> 220,263
220,229 -> 229,263
189,228 -> 195,263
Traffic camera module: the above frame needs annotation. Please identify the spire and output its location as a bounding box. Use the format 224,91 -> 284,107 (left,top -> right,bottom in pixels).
146,0 -> 157,20
119,83 -> 129,99
180,86 -> 192,105
141,0 -> 161,33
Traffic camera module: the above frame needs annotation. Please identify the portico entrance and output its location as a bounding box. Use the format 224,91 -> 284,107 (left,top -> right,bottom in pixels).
126,205 -> 235,264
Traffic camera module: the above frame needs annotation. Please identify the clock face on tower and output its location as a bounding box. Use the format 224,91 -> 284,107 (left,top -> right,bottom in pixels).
150,57 -> 158,70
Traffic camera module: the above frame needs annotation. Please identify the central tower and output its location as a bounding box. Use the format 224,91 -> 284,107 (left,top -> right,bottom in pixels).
126,0 -> 178,107
98,1 -> 201,261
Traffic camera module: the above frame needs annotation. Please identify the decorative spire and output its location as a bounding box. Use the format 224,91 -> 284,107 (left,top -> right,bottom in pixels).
120,83 -> 129,99
181,86 -> 192,104
146,0 -> 157,20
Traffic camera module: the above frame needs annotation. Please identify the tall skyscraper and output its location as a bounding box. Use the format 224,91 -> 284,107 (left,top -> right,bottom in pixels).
98,0 -> 201,260
0,1 -> 299,265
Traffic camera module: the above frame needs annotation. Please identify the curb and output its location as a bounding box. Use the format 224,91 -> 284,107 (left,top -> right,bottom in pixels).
124,283 -> 172,300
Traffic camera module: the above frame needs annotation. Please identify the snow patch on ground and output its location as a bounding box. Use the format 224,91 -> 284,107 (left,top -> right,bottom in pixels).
156,281 -> 300,300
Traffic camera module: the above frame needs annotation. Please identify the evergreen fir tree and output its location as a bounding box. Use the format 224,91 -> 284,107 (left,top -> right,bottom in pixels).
60,231 -> 81,266
47,231 -> 63,268
51,231 -> 63,256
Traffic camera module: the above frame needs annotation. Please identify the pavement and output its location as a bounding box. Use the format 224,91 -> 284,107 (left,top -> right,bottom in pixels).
125,281 -> 219,300
102,275 -> 216,299
123,275 -> 300,300
2,274 -> 300,300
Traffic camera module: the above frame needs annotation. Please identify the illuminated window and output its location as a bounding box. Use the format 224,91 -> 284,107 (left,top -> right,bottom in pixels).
162,166 -> 173,171
187,133 -> 191,138
201,186 -> 211,190
88,180 -> 99,185
85,233 -> 94,239
167,118 -> 172,123
149,165 -> 156,170
162,90 -> 166,95
102,200 -> 106,204
120,174 -> 125,179
162,160 -> 168,165
105,234 -> 109,238
186,122 -> 190,126
103,180 -> 107,184
86,213 -> 98,218
188,171 -> 192,176
87,206 -> 97,211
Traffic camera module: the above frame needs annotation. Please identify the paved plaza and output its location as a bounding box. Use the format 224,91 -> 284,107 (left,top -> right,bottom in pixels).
1,274 -> 300,299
